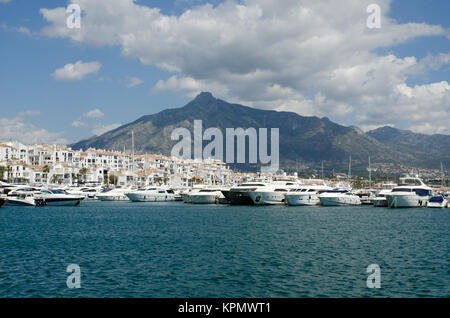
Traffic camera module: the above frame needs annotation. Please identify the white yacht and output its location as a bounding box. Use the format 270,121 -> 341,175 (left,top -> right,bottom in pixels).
96,187 -> 131,201
385,177 -> 432,208
248,181 -> 301,205
35,189 -> 84,206
6,193 -> 37,206
426,195 -> 448,208
5,187 -> 42,206
65,186 -> 101,200
285,184 -> 333,206
189,188 -> 226,204
372,183 -> 397,207
125,187 -> 175,202
181,185 -> 207,203
319,190 -> 361,206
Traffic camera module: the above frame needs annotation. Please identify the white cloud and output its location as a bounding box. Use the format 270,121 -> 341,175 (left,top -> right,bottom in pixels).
0,0 -> 11,4
0,113 -> 68,145
41,0 -> 450,134
71,119 -> 85,128
83,109 -> 104,118
92,123 -> 121,136
125,76 -> 144,88
52,61 -> 102,82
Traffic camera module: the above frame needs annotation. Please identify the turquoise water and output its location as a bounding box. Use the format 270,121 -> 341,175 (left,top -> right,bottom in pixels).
0,202 -> 448,298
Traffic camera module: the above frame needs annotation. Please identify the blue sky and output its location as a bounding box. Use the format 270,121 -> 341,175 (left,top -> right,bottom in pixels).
0,0 -> 449,144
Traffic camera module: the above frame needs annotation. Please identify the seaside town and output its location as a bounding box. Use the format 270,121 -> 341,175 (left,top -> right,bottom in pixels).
0,139 -> 448,208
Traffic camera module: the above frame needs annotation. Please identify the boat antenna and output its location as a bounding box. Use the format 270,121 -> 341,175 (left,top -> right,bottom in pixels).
348,155 -> 352,181
321,160 -> 324,180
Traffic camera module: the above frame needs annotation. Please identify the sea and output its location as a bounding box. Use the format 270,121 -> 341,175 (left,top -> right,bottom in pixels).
0,201 -> 448,298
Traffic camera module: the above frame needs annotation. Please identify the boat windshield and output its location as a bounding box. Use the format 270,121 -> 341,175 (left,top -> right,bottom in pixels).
429,196 -> 444,203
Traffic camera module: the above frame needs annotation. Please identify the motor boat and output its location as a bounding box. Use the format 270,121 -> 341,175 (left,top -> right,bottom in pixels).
96,187 -> 131,201
6,193 -> 36,206
125,187 -> 175,202
5,187 -> 42,207
285,184 -> 333,206
65,186 -> 101,200
248,181 -> 301,205
426,195 -> 448,208
385,177 -> 432,208
181,185 -> 207,203
188,188 -> 226,204
319,190 -> 362,206
354,189 -> 377,205
372,183 -> 397,207
0,196 -> 5,208
225,182 -> 272,205
35,189 -> 84,206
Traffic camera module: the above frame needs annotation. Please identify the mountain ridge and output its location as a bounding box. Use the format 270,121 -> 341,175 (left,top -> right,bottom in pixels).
69,92 -> 449,173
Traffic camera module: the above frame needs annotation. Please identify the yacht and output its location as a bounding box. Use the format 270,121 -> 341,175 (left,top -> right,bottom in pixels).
125,187 -> 175,202
248,181 -> 301,205
35,189 -> 84,206
65,186 -> 101,200
96,187 -> 131,201
354,189 -> 377,205
426,195 -> 448,208
181,185 -> 207,203
6,193 -> 36,206
319,190 -> 361,206
224,182 -> 272,205
285,184 -> 333,206
5,187 -> 42,207
372,183 -> 397,207
189,188 -> 226,204
385,177 -> 432,208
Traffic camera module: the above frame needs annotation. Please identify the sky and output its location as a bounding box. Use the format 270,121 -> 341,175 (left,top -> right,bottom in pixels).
0,0 -> 449,145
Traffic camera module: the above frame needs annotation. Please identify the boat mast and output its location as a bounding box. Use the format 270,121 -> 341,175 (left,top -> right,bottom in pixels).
348,155 -> 352,181
131,130 -> 135,185
321,160 -> 324,180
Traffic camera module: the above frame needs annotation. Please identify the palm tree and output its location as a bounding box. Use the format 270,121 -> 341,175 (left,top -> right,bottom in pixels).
78,167 -> 89,183
51,174 -> 59,184
0,166 -> 6,181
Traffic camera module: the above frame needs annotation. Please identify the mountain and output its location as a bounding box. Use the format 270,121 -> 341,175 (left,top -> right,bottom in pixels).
70,92 -> 448,174
367,126 -> 450,169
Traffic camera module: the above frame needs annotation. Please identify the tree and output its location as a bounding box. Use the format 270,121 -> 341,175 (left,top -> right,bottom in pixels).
78,167 -> 89,183
0,166 -> 6,181
51,174 -> 59,184
43,165 -> 50,174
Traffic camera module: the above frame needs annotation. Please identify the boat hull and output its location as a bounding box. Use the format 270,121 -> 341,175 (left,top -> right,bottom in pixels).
285,193 -> 320,206
228,191 -> 254,205
385,194 -> 429,208
248,191 -> 286,205
372,197 -> 388,207
6,198 -> 36,207
189,194 -> 218,204
126,193 -> 175,202
319,196 -> 361,206
44,198 -> 82,206
96,195 -> 129,201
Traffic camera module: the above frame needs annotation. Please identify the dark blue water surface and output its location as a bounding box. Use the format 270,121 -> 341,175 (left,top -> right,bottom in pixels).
0,202 -> 448,297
